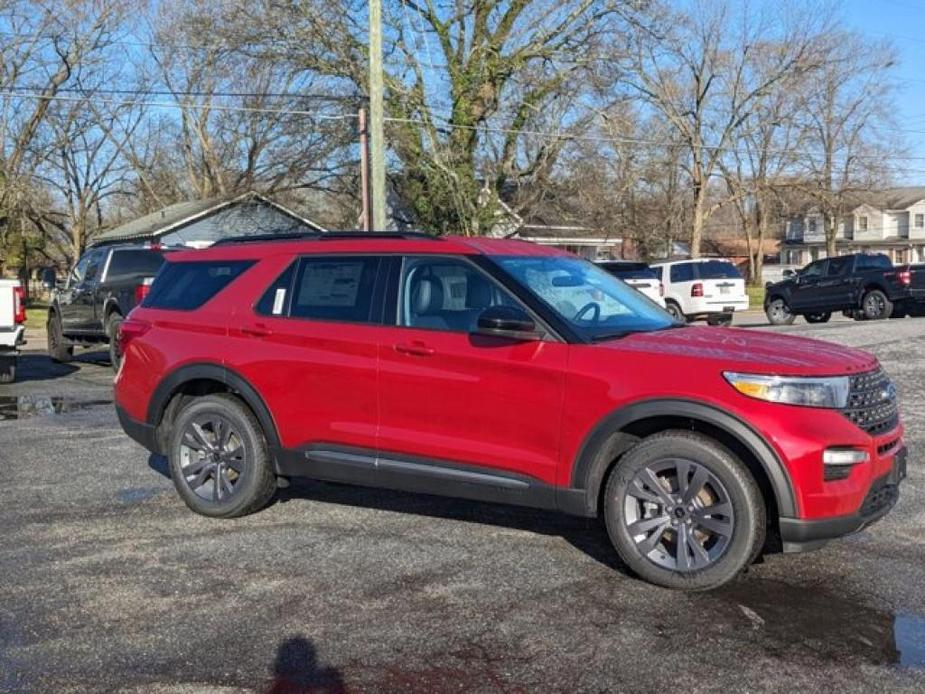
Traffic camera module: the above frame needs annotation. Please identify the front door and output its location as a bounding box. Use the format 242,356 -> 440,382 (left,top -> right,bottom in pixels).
789,259 -> 827,312
376,255 -> 568,485
819,255 -> 852,309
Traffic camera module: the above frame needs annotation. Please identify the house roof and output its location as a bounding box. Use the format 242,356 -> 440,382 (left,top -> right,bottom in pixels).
94,191 -> 325,244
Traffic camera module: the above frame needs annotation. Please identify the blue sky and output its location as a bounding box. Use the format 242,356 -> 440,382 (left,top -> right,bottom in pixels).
843,0 -> 925,181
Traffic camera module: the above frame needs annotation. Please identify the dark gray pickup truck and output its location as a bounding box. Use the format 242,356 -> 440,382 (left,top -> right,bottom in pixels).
47,244 -> 168,370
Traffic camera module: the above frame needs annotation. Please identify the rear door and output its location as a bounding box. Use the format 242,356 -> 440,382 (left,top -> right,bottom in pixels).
376,254 -> 568,485
233,254 -> 384,454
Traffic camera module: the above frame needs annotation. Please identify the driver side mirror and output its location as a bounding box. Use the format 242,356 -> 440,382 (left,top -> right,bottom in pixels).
476,306 -> 541,340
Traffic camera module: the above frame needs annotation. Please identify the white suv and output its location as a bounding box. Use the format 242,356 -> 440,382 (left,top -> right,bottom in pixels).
596,261 -> 666,307
651,259 -> 748,325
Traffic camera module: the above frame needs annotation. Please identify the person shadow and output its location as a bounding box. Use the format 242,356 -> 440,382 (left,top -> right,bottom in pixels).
265,635 -> 346,694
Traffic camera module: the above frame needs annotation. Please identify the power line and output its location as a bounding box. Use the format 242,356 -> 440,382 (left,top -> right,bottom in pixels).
0,90 -> 359,119
2,84 -> 364,102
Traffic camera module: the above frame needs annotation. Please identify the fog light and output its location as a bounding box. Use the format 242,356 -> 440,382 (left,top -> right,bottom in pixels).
823,448 -> 870,465
823,448 -> 869,481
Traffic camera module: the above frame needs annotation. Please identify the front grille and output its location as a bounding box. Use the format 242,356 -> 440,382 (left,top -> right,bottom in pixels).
841,368 -> 899,436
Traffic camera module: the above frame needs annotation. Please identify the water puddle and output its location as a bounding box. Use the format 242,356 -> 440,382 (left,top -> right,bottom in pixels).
711,577 -> 925,669
0,395 -> 112,420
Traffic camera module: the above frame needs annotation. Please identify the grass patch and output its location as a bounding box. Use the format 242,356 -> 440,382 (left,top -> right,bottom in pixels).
746,285 -> 765,308
24,299 -> 48,330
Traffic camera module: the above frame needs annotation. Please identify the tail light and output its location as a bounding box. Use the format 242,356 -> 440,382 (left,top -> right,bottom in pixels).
896,269 -> 912,286
691,282 -> 704,297
659,282 -> 665,297
13,286 -> 25,324
134,277 -> 154,305
117,318 -> 151,354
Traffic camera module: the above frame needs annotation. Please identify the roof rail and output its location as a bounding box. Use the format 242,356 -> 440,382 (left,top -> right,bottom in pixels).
210,230 -> 440,246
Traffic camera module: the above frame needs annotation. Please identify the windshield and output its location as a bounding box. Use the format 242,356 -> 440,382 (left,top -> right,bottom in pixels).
494,255 -> 679,340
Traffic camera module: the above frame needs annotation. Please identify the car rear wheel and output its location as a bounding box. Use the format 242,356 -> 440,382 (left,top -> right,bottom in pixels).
603,431 -> 765,591
665,301 -> 685,322
167,394 -> 277,518
804,312 -> 831,324
765,298 -> 795,325
47,312 -> 73,363
861,289 -> 893,320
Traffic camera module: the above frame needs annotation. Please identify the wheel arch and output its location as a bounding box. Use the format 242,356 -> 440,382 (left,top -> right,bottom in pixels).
566,399 -> 796,521
146,363 -> 281,455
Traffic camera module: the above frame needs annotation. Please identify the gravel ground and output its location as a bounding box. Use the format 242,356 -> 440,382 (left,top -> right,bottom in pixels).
1,315 -> 924,692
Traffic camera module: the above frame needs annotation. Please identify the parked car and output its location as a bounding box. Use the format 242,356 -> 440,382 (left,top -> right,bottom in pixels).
114,233 -> 906,591
0,279 -> 26,383
597,260 -> 666,307
763,253 -> 919,325
47,243 -> 169,370
651,258 -> 749,325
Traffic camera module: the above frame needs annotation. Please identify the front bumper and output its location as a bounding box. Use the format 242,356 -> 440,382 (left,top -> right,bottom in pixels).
779,445 -> 906,552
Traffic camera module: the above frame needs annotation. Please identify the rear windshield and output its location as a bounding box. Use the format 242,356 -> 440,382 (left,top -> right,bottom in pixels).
143,260 -> 254,310
107,249 -> 165,281
697,261 -> 742,280
600,263 -> 657,280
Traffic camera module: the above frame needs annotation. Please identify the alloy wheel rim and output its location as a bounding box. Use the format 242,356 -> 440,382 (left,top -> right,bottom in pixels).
770,300 -> 789,321
866,294 -> 884,316
623,458 -> 735,572
178,414 -> 246,502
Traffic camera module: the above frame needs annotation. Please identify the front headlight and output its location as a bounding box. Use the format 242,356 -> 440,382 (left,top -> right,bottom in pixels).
723,372 -> 850,409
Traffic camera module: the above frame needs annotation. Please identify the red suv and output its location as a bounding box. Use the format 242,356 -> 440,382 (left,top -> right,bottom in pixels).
114,233 -> 907,590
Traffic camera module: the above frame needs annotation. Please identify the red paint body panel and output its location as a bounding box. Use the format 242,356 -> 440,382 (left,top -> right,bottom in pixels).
114,237 -> 906,528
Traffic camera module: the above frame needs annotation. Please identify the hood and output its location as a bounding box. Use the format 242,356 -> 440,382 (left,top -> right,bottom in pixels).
595,326 -> 877,376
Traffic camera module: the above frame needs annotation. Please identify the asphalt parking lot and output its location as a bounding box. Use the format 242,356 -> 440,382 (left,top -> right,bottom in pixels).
1,313 -> 924,692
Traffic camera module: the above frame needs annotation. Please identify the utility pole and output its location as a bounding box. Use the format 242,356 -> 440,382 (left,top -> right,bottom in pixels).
358,107 -> 371,231
368,0 -> 386,230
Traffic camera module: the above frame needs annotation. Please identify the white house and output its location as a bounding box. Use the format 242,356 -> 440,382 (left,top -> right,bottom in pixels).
782,187 -> 925,266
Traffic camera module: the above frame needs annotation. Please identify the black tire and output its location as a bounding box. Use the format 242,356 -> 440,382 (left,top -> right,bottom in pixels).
47,311 -> 73,363
0,357 -> 14,384
665,300 -> 685,322
861,289 -> 893,320
804,312 -> 831,324
765,297 -> 795,325
706,313 -> 733,327
167,394 -> 277,518
106,313 -> 123,372
603,431 -> 766,591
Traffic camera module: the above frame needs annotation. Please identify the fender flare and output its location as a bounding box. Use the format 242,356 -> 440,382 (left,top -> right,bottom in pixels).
568,399 -> 797,518
146,363 -> 281,451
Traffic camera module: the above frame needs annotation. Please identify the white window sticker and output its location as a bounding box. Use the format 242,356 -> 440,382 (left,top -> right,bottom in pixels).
272,288 -> 286,315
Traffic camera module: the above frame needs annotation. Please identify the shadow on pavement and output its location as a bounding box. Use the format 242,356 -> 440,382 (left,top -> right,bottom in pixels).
145,452 -> 628,575
265,635 -> 346,693
13,350 -> 110,383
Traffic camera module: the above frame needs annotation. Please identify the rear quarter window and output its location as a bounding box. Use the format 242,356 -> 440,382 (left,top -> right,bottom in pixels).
143,260 -> 254,310
669,263 -> 695,283
856,254 -> 892,270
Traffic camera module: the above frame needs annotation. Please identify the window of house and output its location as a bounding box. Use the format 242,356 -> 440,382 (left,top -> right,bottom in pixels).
915,214 -> 924,229
808,219 -> 817,234
859,216 -> 868,232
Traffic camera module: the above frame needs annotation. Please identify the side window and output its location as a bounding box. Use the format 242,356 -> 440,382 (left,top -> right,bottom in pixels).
255,261 -> 297,317
857,254 -> 891,271
669,263 -> 695,283
801,260 -> 826,279
827,256 -> 850,276
399,257 -> 520,333
651,266 -> 663,281
83,249 -> 107,284
68,253 -> 93,287
290,256 -> 380,323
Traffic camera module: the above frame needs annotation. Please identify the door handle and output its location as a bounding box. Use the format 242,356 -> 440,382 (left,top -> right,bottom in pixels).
242,324 -> 272,338
394,341 -> 435,356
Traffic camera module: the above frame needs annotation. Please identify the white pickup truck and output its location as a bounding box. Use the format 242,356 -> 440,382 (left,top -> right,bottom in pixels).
0,279 -> 26,383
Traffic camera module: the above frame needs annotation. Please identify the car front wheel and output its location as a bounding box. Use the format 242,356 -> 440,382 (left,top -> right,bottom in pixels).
603,431 -> 765,591
765,298 -> 795,325
47,312 -> 74,363
167,394 -> 277,518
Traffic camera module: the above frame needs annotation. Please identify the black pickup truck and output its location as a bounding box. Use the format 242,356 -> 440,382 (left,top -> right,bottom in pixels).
764,252 -> 925,325
47,244 -> 168,369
